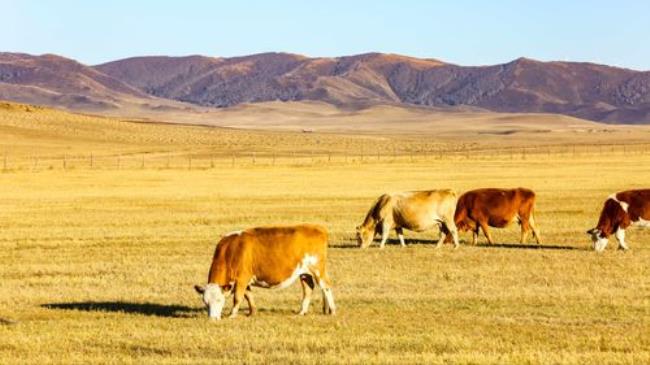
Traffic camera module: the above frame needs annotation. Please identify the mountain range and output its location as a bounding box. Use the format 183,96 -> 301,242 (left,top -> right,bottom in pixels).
1,51 -> 650,124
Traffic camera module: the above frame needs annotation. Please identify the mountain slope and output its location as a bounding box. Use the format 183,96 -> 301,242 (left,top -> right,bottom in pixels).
96,53 -> 650,123
2,51 -> 650,123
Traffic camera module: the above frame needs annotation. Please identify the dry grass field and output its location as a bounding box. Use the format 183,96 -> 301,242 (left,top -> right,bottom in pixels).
1,102 -> 649,364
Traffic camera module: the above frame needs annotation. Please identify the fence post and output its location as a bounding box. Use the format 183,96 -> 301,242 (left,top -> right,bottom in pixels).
63,154 -> 67,170
90,152 -> 94,169
210,155 -> 215,169
141,154 -> 145,169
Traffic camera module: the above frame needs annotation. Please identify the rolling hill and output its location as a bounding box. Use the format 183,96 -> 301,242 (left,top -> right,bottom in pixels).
2,51 -> 650,123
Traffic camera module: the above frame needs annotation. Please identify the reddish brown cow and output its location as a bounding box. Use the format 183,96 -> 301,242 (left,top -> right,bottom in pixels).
587,189 -> 650,252
450,188 -> 541,245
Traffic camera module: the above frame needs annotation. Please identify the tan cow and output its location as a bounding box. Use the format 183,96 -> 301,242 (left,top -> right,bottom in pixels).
452,188 -> 541,245
356,190 -> 459,249
587,189 -> 650,252
194,224 -> 336,320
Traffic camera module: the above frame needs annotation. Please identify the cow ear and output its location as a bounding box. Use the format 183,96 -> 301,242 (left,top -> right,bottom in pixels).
194,285 -> 205,295
586,228 -> 598,235
355,225 -> 361,231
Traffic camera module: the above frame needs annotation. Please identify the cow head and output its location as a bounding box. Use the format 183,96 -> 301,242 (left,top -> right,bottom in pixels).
356,225 -> 374,248
194,283 -> 226,320
586,228 -> 608,252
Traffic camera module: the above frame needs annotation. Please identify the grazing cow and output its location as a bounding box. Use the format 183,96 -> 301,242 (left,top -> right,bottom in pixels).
452,188 -> 541,245
587,189 -> 650,252
194,224 -> 336,320
356,190 -> 459,249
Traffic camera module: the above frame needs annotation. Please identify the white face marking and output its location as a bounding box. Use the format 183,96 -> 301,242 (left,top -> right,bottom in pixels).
202,283 -> 225,320
588,229 -> 609,252
252,254 -> 318,289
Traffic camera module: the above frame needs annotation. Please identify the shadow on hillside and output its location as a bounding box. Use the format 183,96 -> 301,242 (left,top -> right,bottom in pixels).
42,301 -> 201,318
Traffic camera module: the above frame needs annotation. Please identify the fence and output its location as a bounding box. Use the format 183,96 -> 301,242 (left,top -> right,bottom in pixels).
2,143 -> 650,172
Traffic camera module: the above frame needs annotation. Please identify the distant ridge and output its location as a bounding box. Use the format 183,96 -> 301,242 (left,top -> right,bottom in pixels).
2,51 -> 650,123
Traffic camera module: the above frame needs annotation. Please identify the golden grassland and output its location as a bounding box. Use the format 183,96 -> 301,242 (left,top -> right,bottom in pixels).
0,102 -> 649,364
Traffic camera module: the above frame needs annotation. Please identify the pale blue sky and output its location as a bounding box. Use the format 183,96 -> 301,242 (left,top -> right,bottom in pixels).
2,0 -> 649,70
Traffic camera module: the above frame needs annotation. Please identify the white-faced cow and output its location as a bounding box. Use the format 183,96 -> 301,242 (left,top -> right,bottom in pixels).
194,224 -> 336,320
587,189 -> 650,252
356,190 -> 459,249
451,188 -> 541,245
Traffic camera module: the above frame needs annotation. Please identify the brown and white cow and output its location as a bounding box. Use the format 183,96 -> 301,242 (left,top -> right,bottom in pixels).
452,188 -> 541,245
587,189 -> 650,252
356,190 -> 459,249
194,224 -> 336,320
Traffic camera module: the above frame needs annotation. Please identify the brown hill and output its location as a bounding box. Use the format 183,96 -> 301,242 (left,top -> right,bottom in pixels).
2,52 -> 650,123
96,53 -> 650,123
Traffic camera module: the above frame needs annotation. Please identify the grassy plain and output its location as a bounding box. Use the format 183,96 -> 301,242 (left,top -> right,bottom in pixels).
0,102 -> 649,364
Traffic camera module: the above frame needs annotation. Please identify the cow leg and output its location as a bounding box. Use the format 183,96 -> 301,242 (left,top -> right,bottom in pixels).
229,280 -> 248,319
529,215 -> 542,244
472,226 -> 480,246
244,287 -> 256,316
298,274 -> 315,315
615,228 -> 629,251
445,220 -> 460,249
479,222 -> 495,244
519,220 -> 530,244
435,223 -> 447,248
378,222 -> 391,249
395,227 -> 406,247
317,273 -> 336,315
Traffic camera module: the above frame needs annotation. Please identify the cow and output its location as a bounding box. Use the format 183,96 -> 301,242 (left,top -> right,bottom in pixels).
355,190 -> 459,249
451,188 -> 541,245
587,189 -> 650,252
194,224 -> 336,320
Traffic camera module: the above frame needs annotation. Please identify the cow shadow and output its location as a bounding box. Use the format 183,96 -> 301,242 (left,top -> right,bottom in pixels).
335,238 -> 579,251
335,238 -> 440,249
42,301 -> 202,318
473,243 -> 579,250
